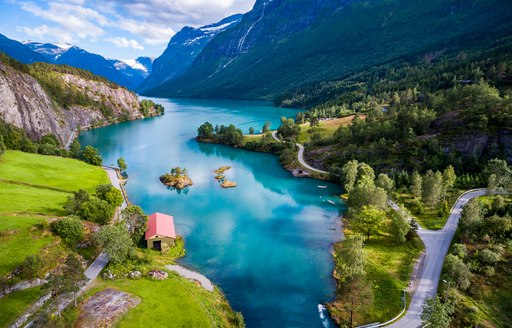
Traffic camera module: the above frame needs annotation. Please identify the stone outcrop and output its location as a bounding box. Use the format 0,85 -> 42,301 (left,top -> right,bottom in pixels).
0,61 -> 159,145
75,288 -> 140,328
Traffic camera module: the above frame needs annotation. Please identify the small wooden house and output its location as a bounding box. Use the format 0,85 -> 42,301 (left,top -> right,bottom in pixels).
145,212 -> 176,251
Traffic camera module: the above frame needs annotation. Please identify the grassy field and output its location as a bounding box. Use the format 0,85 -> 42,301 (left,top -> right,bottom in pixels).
0,286 -> 45,328
0,215 -> 59,277
297,116 -> 363,144
0,151 -> 109,193
0,150 -> 108,324
82,275 -> 239,328
363,235 -> 423,322
395,189 -> 464,230
0,182 -> 69,216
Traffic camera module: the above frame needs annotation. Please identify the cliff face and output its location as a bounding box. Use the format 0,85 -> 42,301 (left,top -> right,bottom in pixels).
0,61 -> 148,145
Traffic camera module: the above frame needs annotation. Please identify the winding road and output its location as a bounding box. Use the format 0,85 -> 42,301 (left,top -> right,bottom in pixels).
270,130 -> 498,326
271,131 -> 328,174
387,189 -> 489,328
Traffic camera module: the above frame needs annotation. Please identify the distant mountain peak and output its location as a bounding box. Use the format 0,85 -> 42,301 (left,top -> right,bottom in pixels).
120,59 -> 148,72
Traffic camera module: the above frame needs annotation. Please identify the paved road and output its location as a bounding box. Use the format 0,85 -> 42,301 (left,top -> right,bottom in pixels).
166,265 -> 215,292
387,189 -> 489,327
63,129 -> 77,150
271,131 -> 328,174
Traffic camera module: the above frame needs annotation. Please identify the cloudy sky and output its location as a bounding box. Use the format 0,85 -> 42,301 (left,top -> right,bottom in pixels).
0,0 -> 255,60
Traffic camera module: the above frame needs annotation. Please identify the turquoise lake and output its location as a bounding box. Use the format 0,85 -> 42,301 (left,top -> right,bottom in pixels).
79,98 -> 345,328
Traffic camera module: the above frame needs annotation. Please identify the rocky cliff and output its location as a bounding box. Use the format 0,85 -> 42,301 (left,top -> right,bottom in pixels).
0,60 -> 156,145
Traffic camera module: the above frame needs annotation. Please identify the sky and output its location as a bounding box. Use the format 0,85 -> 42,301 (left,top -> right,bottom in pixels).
0,0 -> 255,60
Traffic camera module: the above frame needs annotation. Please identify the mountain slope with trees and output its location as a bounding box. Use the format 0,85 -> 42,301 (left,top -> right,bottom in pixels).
144,0 -> 512,100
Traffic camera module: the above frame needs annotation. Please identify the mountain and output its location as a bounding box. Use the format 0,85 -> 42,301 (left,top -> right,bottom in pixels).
24,41 -> 137,89
138,14 -> 242,93
109,57 -> 154,89
144,0 -> 512,100
0,34 -> 47,64
0,53 -> 162,145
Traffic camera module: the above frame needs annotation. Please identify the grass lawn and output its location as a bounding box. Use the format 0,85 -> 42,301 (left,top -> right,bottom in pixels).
330,231 -> 424,326
83,275 -> 238,328
0,182 -> 68,216
362,235 -> 423,322
0,215 -> 59,277
395,189 -> 464,230
0,150 -> 108,193
0,286 -> 45,328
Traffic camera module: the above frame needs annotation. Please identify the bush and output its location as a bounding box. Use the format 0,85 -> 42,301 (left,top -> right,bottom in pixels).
478,248 -> 501,265
96,184 -> 123,207
81,145 -> 102,166
79,198 -> 114,225
52,217 -> 84,246
94,225 -> 134,263
64,189 -> 90,214
19,255 -> 44,280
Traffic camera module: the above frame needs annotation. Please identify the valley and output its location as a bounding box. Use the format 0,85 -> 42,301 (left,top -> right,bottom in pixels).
1,0 -> 512,327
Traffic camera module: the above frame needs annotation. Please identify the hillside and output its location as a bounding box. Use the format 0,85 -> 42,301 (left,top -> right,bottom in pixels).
144,0 -> 512,100
0,53 -> 162,145
0,150 -> 109,327
138,14 -> 242,93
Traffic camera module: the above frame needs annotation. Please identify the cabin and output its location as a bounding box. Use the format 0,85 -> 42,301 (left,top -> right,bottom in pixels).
145,212 -> 176,251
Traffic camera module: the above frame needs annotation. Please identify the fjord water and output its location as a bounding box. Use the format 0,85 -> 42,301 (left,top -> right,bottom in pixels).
79,98 -> 344,328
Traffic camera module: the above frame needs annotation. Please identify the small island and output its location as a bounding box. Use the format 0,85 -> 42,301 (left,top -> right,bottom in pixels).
160,167 -> 193,189
221,180 -> 237,188
214,166 -> 237,188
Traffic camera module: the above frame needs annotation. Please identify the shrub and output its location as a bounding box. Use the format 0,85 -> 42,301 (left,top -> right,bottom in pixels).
478,248 -> 501,265
81,145 -> 102,166
79,198 -> 114,225
52,217 -> 84,246
19,255 -> 44,280
96,184 -> 123,207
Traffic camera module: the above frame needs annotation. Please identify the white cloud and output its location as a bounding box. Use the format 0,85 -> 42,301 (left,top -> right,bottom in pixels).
116,19 -> 175,46
18,25 -> 74,43
19,1 -> 108,39
104,0 -> 254,28
106,36 -> 144,50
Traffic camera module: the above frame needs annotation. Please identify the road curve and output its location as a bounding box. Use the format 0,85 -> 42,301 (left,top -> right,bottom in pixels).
271,131 -> 328,174
387,189 -> 489,327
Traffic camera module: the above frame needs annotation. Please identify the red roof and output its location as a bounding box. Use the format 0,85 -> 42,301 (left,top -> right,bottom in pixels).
145,212 -> 176,240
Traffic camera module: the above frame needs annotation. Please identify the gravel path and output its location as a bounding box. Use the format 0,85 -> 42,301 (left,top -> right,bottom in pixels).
166,265 -> 214,292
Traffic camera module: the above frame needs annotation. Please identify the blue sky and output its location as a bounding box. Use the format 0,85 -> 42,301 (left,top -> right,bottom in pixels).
0,0 -> 255,60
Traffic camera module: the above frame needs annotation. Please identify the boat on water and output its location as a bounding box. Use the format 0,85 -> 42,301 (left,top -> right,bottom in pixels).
327,200 -> 335,205
318,185 -> 327,189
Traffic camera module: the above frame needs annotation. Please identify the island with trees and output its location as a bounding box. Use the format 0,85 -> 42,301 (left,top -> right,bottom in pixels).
159,167 -> 193,189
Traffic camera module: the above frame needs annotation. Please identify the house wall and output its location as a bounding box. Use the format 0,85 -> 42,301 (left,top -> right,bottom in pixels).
147,236 -> 175,249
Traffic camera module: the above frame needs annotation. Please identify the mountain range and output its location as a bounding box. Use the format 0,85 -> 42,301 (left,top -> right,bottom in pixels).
143,0 -> 512,100
2,0 -> 512,102
0,34 -> 153,90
